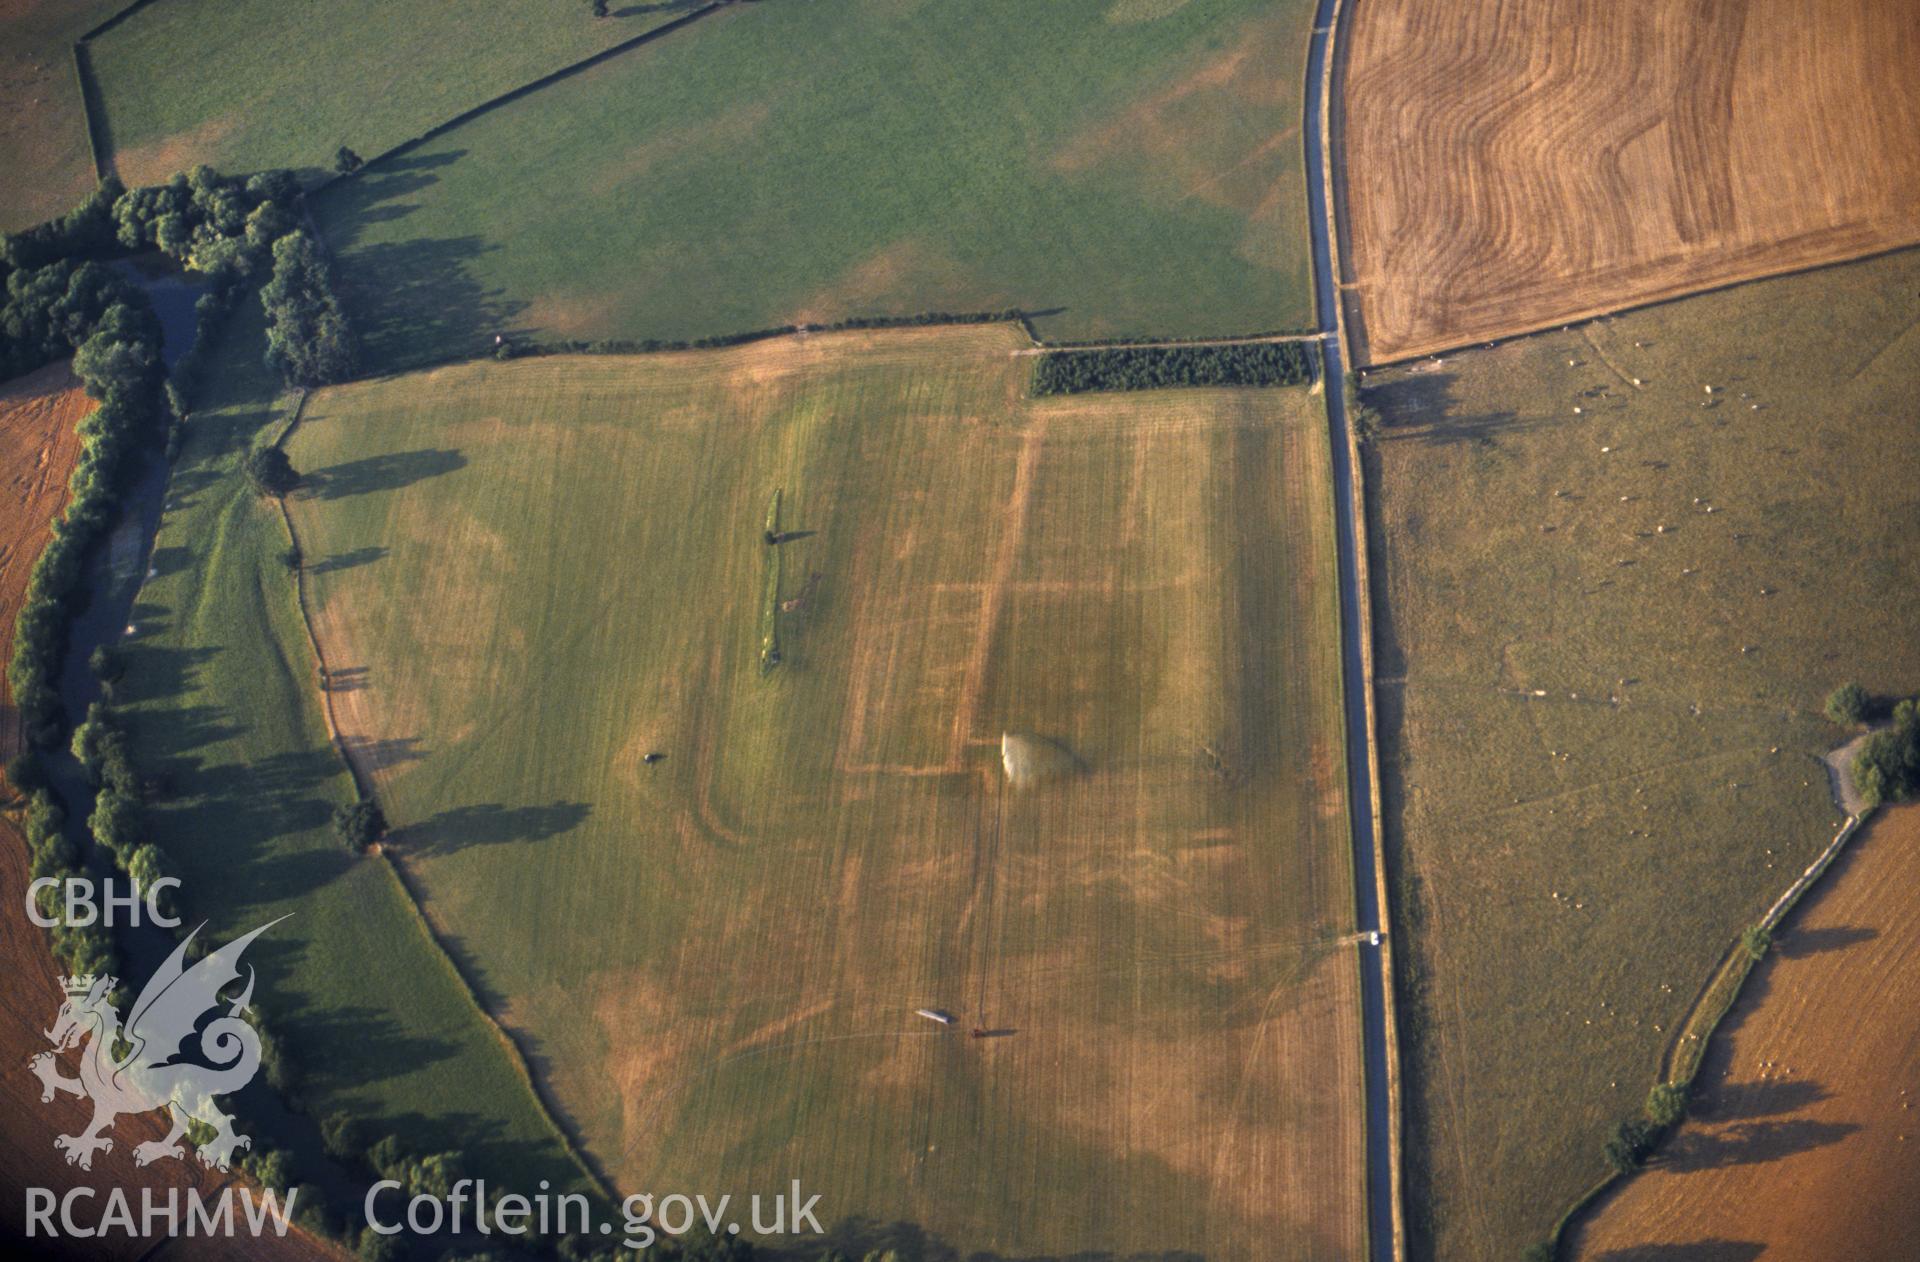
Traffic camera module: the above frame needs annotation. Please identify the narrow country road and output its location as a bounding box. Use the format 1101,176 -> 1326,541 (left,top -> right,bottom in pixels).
1304,1 -> 1400,1258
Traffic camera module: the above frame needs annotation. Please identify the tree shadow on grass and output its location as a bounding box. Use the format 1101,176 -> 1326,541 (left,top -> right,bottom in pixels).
146,544 -> 192,579
614,0 -> 705,15
308,545 -> 388,575
340,734 -> 427,773
1592,1243 -> 1765,1262
298,448 -> 466,500
321,665 -> 369,694
393,801 -> 592,858
135,741 -> 348,899
1368,369 -> 1541,447
311,151 -> 530,371
118,643 -> 222,706
314,152 -> 468,252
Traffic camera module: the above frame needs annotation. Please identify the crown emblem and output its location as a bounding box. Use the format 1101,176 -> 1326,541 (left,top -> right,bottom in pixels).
61,974 -> 108,997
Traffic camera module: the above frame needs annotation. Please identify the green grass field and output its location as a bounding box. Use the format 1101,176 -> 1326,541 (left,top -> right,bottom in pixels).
1363,248 -> 1920,1260
113,303 -> 599,1202
279,325 -> 1364,1258
308,0 -> 1318,366
0,0 -> 123,229
86,0 -> 689,188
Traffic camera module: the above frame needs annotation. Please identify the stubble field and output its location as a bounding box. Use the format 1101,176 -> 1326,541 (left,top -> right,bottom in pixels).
1338,0 -> 1920,364
1363,248 -> 1920,1259
281,324 -> 1367,1258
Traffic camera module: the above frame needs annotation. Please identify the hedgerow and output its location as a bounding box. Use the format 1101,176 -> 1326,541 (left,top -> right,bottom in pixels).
515,306 -> 1029,360
1030,340 -> 1314,395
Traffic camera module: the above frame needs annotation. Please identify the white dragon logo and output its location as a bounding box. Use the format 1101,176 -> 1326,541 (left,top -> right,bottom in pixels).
30,917 -> 285,1172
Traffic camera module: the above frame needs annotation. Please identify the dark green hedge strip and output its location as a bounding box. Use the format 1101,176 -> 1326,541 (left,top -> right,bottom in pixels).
1030,340 -> 1314,395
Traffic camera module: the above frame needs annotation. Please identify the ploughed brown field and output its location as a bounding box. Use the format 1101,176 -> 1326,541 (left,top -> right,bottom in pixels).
0,362 -> 90,766
1337,0 -> 1920,364
1572,804 -> 1920,1260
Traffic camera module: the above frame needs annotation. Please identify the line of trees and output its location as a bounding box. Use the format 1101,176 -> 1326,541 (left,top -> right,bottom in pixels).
2,274 -> 162,744
0,249 -> 157,986
70,702 -> 169,897
1030,340 -> 1314,395
1604,1080 -> 1692,1176
0,167 -> 361,751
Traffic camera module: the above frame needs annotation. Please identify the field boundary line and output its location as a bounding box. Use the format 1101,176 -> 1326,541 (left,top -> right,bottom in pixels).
76,0 -> 730,197
69,43 -> 111,183
1546,805 -> 1873,1257
1358,238 -> 1920,370
314,1 -> 730,197
75,0 -> 167,43
65,0 -> 168,186
1009,332 -> 1319,356
1662,812 -> 1865,1085
375,846 -> 620,1204
267,391 -> 618,1206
